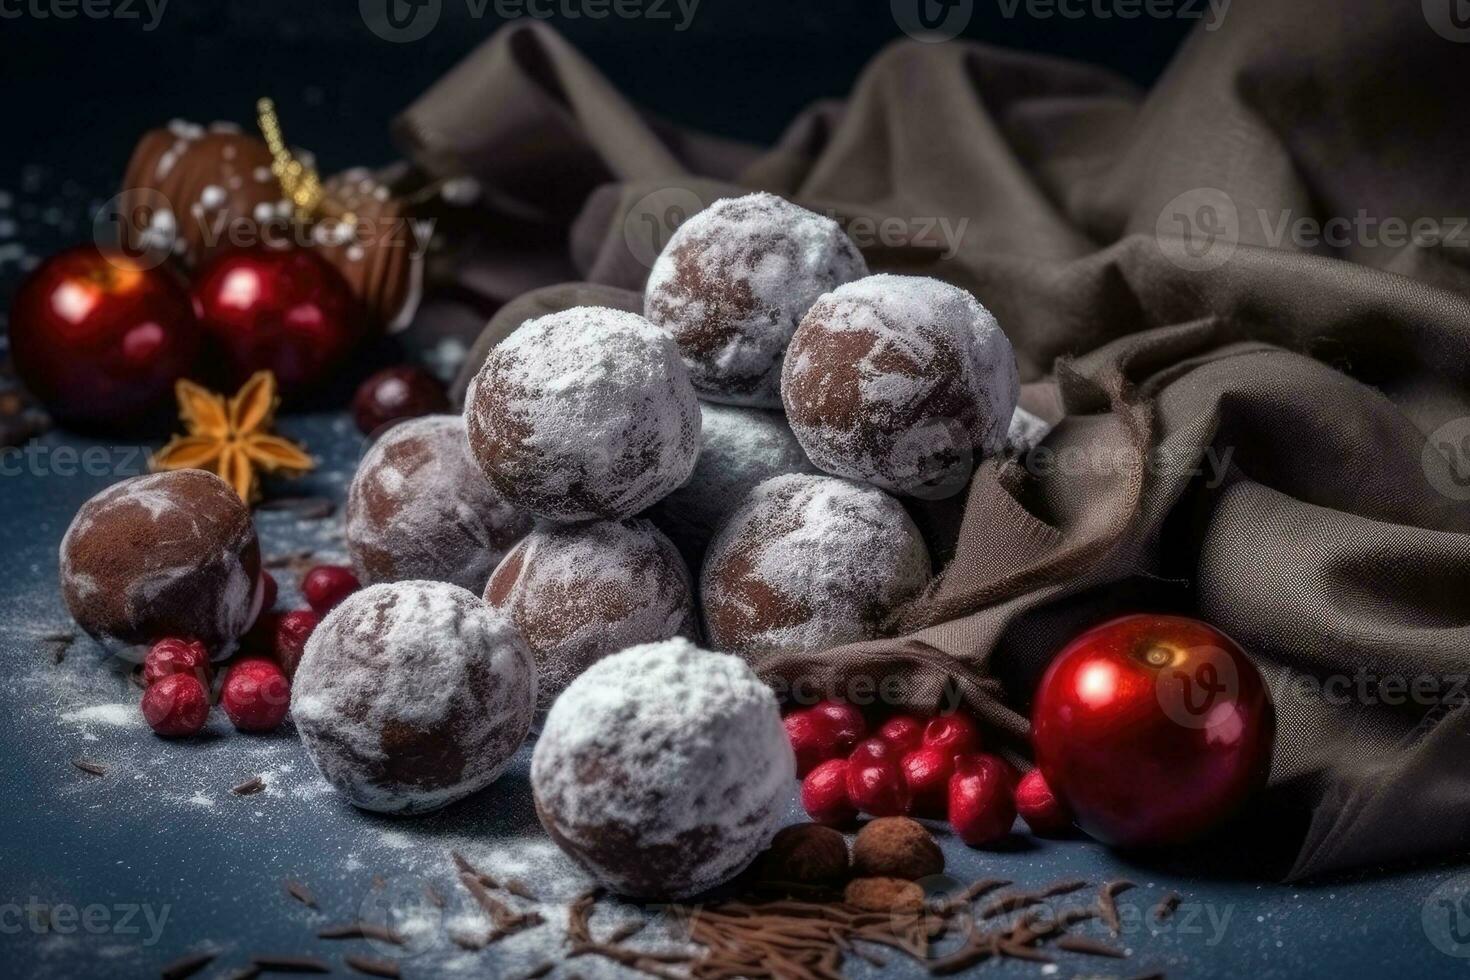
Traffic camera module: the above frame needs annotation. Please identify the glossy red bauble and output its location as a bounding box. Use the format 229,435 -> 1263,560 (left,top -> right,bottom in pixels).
191,247 -> 362,394
9,246 -> 201,429
352,365 -> 449,437
1031,614 -> 1274,849
948,754 -> 1016,846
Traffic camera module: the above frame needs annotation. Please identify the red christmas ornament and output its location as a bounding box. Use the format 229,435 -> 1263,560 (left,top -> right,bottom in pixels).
352,365 -> 449,437
220,656 -> 291,732
8,246 -> 201,429
191,246 -> 362,394
949,754 -> 1016,846
1031,614 -> 1274,849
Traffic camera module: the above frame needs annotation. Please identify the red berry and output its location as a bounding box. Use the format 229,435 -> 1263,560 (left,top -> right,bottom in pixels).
301,565 -> 359,615
877,714 -> 925,755
846,743 -> 910,817
220,657 -> 291,732
273,610 -> 319,679
1015,769 -> 1073,836
260,570 -> 278,612
141,674 -> 210,737
142,638 -> 212,688
802,759 -> 857,826
352,365 -> 450,437
784,710 -> 839,777
948,754 -> 1016,847
901,745 -> 957,818
923,713 -> 982,756
808,700 -> 866,755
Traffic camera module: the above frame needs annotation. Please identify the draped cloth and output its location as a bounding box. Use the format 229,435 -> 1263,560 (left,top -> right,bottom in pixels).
394,1 -> 1470,879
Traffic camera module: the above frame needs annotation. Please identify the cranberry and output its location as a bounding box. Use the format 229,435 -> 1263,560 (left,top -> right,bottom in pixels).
901,745 -> 957,818
1015,769 -> 1073,836
949,754 -> 1016,847
260,570 -> 278,612
142,638 -> 211,688
301,565 -> 360,615
141,674 -> 210,738
801,759 -> 857,826
784,710 -> 840,777
923,713 -> 982,756
273,610 -> 319,679
808,700 -> 866,755
877,714 -> 925,755
846,742 -> 910,817
352,365 -> 449,437
221,657 -> 291,732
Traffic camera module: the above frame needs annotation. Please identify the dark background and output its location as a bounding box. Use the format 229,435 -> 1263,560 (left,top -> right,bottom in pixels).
0,0 -> 1191,193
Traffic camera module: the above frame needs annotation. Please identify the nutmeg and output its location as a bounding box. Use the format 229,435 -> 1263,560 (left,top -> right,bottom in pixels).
851,817 -> 944,881
758,823 -> 850,887
843,877 -> 925,913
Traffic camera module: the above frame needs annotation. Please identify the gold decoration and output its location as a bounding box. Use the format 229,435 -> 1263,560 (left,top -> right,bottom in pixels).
256,97 -> 355,225
152,371 -> 315,504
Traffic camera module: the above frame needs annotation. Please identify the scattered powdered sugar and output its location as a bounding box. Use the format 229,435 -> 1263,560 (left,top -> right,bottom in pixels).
783,273 -> 1020,497
648,403 -> 820,570
645,192 -> 869,407
464,307 -> 702,521
292,581 -> 536,814
531,638 -> 794,899
486,519 -> 698,710
702,473 -> 932,657
346,415 -> 532,593
59,703 -> 140,729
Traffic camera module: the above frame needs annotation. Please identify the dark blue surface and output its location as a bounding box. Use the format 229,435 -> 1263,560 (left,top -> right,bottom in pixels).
2,414 -> 1467,979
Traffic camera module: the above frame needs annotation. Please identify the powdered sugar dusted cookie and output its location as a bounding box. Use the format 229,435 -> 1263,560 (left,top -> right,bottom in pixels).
645,193 -> 868,407
646,403 -> 818,569
702,474 -> 931,658
782,274 -> 1019,498
346,415 -> 532,593
293,581 -> 535,815
485,519 -> 698,710
532,638 -> 793,898
59,469 -> 262,657
464,306 -> 702,522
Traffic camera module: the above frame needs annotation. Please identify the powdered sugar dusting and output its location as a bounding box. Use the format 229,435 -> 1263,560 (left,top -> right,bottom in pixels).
465,307 -> 702,521
532,638 -> 794,899
645,193 -> 868,407
702,474 -> 932,657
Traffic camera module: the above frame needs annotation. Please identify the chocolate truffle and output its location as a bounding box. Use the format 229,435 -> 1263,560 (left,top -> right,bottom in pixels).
644,193 -> 868,407
646,403 -> 818,570
292,581 -> 535,815
758,823 -> 851,886
464,306 -> 702,522
702,474 -> 931,658
346,415 -> 532,593
781,274 -> 1020,498
313,168 -> 425,332
532,638 -> 794,899
484,519 -> 698,709
59,469 -> 263,657
851,817 -> 944,881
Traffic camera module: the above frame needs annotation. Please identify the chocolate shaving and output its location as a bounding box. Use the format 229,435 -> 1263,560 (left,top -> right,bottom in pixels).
1099,879 -> 1136,935
457,870 -> 544,942
250,954 -> 331,973
160,950 -> 216,980
605,920 -> 647,944
72,757 -> 107,776
515,963 -> 555,980
423,883 -> 446,908
256,496 -> 336,520
504,878 -> 538,901
318,923 -> 406,946
1153,892 -> 1181,922
344,955 -> 400,978
1058,934 -> 1128,958
930,877 -> 1010,914
232,776 -> 266,796
220,967 -> 262,980
284,880 -> 318,910
449,931 -> 489,951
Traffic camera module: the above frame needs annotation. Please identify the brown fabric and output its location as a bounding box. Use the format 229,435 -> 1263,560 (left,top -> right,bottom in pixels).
396,4 -> 1470,879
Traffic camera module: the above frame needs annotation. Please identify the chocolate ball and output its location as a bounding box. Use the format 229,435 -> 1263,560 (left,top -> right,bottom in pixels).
346,415 -> 532,592
484,519 -> 698,710
645,193 -> 868,407
464,306 -> 702,522
59,469 -> 263,656
758,823 -> 851,887
782,274 -> 1019,499
293,581 -> 535,815
532,638 -> 794,899
851,817 -> 944,881
702,474 -> 931,659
